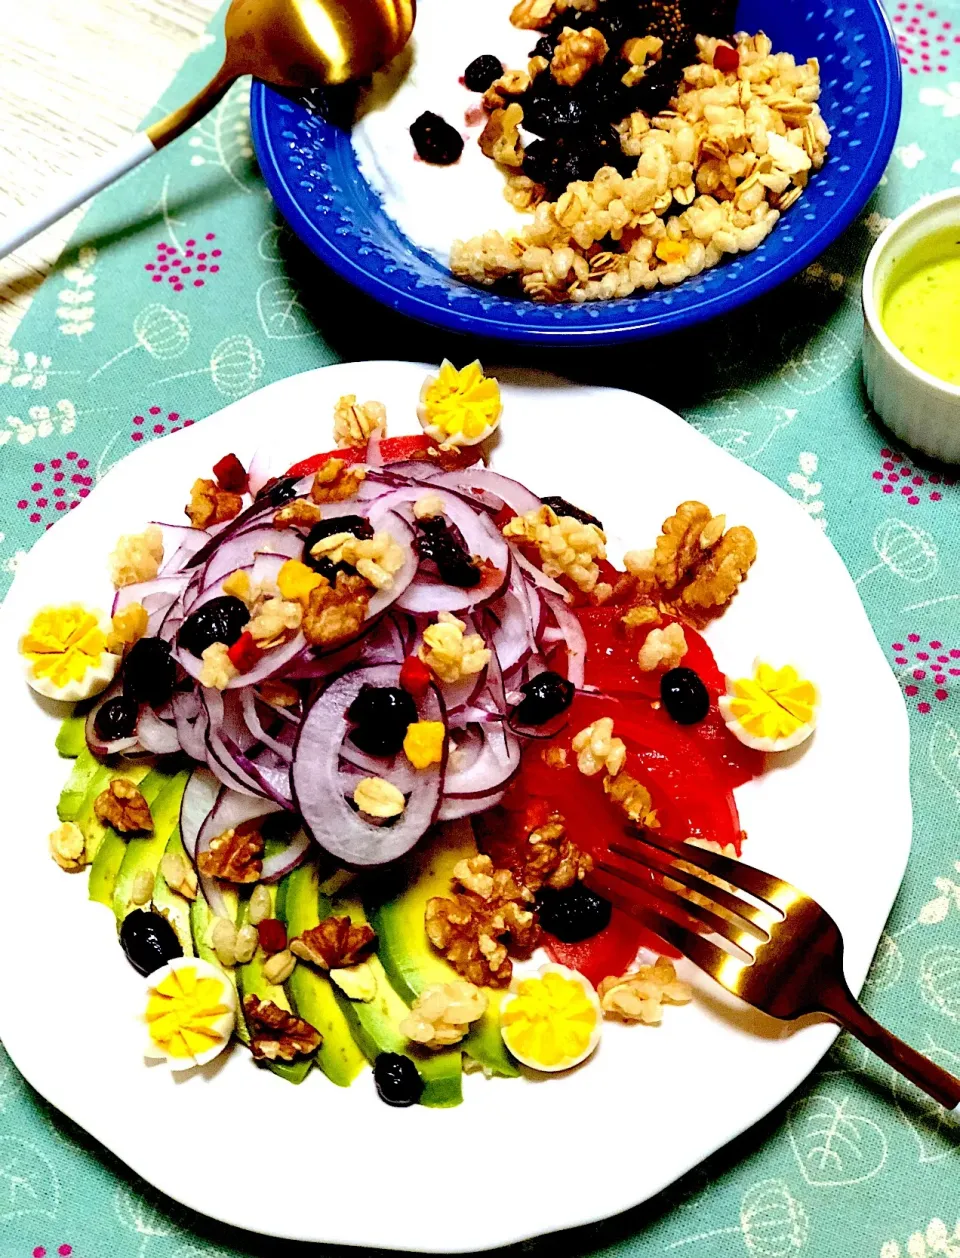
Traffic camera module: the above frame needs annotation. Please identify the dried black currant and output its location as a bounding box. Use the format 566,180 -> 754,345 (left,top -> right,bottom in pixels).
119,910 -> 183,976
410,111 -> 464,165
660,667 -> 710,725
464,54 -> 504,92
537,883 -> 612,942
122,637 -> 176,708
94,695 -> 140,743
541,495 -> 603,530
374,1053 -> 424,1107
513,671 -> 575,726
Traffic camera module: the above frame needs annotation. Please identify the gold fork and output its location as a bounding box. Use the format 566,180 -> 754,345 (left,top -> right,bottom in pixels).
591,831 -> 960,1109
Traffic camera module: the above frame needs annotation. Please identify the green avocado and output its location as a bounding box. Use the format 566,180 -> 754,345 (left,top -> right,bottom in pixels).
55,713 -> 88,759
112,770 -> 189,923
236,886 -> 312,1085
369,821 -> 519,1079
87,766 -> 169,908
275,863 -> 366,1088
57,747 -> 105,822
330,893 -> 463,1108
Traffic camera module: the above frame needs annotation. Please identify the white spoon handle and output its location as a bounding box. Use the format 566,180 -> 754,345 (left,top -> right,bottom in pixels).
0,132 -> 157,261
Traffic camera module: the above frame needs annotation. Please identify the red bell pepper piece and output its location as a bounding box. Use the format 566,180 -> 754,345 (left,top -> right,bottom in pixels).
286,434 -> 483,479
227,632 -> 261,673
399,654 -> 432,700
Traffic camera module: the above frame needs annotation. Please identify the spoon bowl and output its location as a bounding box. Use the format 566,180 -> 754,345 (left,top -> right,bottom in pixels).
224,0 -> 416,87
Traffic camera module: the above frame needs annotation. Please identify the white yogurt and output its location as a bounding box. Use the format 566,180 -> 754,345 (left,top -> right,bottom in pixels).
352,0 -> 536,259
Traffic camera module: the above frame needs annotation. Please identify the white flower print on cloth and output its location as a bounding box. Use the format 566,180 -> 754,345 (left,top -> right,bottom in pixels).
0,348 -> 51,390
882,1218 -> 960,1257
919,83 -> 960,117
864,211 -> 893,237
894,142 -> 927,168
0,401 -> 76,447
787,452 -> 827,531
56,245 -> 97,337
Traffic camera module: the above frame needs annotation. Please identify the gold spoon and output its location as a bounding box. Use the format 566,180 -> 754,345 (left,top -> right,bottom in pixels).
0,0 -> 415,260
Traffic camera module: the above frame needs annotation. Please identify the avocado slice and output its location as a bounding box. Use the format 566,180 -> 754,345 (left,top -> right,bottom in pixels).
152,826 -> 195,955
370,820 -> 519,1078
112,770 -> 189,923
57,747 -> 105,822
330,893 -> 463,1108
56,713 -> 88,759
275,863 -> 366,1088
190,887 -> 248,1046
236,886 -> 312,1085
87,766 -> 169,908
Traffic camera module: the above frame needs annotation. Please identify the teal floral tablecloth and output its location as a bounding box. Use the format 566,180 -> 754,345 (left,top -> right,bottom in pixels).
2,4 -> 960,1255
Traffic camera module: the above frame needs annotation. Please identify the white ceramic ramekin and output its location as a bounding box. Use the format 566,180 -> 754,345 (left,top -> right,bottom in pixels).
862,189 -> 960,464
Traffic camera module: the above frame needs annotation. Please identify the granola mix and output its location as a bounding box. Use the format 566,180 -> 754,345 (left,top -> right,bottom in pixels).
452,31 -> 830,301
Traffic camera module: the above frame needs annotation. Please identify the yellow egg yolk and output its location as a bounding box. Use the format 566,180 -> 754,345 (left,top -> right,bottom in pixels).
501,970 -> 598,1069
20,605 -> 107,689
145,965 -> 231,1060
725,663 -> 817,742
419,360 -> 502,444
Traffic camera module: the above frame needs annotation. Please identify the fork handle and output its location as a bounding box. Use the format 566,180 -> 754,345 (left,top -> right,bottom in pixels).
821,983 -> 960,1109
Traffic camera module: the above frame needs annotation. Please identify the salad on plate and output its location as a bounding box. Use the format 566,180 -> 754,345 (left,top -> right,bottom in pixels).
23,361 -> 819,1108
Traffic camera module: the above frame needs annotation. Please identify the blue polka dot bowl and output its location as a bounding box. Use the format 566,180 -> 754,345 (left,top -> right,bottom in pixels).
249,0 -> 901,345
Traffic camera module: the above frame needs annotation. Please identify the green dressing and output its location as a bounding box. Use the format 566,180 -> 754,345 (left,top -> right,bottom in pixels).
881,228 -> 960,386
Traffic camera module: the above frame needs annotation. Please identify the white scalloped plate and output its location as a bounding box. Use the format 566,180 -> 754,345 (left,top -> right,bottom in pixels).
0,362 -> 910,1252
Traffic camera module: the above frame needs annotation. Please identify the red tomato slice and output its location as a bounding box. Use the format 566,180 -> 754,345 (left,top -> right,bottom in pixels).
579,606 -> 761,790
478,691 -> 747,985
286,435 -> 482,478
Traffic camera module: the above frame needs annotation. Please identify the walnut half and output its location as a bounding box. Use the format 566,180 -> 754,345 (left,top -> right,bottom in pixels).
290,916 -> 377,970
94,779 -> 153,834
243,996 -> 322,1061
197,823 -> 264,883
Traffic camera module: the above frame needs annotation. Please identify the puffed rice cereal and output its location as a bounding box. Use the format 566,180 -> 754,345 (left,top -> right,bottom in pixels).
399,980 -> 488,1049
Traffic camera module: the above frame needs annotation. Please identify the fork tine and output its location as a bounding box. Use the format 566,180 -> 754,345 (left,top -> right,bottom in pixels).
637,830 -> 795,914
595,854 -> 761,958
591,868 -> 749,989
607,838 -> 773,937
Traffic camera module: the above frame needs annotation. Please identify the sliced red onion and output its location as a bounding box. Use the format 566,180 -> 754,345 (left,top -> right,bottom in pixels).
366,427 -> 384,468
437,790 -> 508,821
196,787 -> 283,868
200,527 -> 302,588
292,664 -> 445,866
172,688 -> 208,763
239,687 -> 294,762
112,575 -> 189,617
444,721 -> 520,799
180,768 -> 221,860
261,827 -> 311,882
426,466 -> 543,516
513,549 -> 569,600
136,706 -> 181,755
247,449 -> 273,498
202,688 -> 269,799
542,592 -> 587,689
338,741 -> 419,793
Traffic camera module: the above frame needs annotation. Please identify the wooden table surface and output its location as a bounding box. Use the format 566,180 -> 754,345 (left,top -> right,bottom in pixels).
0,0 -> 220,344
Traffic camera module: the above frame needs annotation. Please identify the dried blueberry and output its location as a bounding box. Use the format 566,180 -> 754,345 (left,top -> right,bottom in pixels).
119,909 -> 183,976
94,694 -> 139,743
409,112 -> 464,165
303,515 -> 373,573
415,516 -> 482,588
348,685 -> 418,757
122,637 -> 176,708
178,596 -> 250,659
660,667 -> 710,725
541,495 -> 603,530
464,54 -> 503,92
522,89 -> 586,137
374,1053 -> 424,1107
537,883 -> 612,942
513,671 -> 575,726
